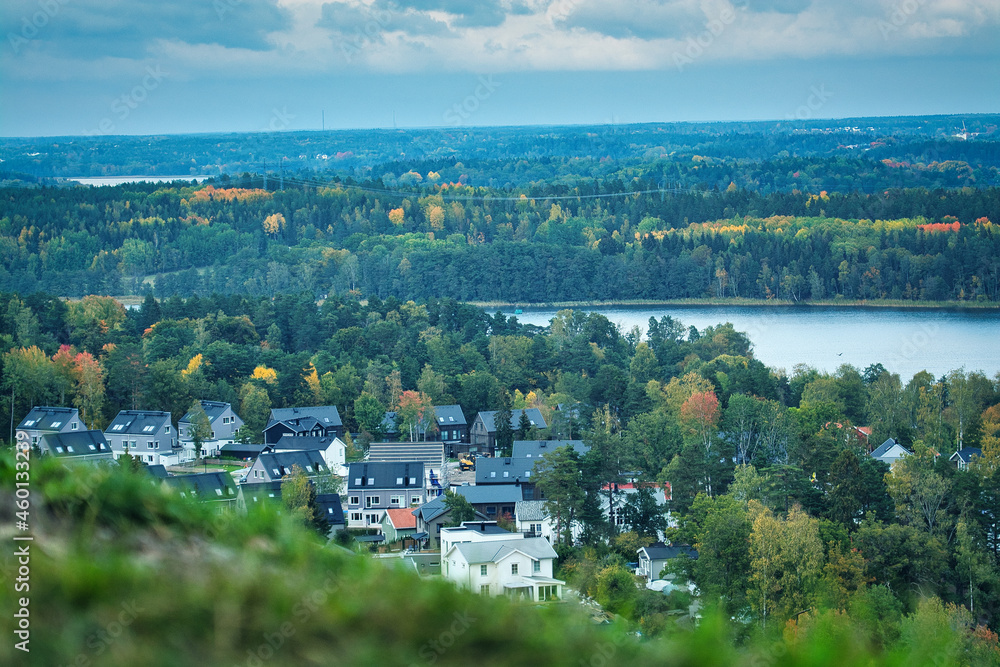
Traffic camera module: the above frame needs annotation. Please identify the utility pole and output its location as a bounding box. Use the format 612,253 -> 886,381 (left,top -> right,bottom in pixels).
280,157 -> 284,191
262,159 -> 267,190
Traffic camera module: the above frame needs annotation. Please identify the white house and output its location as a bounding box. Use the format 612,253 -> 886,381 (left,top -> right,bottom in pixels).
514,500 -> 556,542
871,438 -> 910,465
441,522 -> 563,601
272,435 -> 347,472
637,543 -> 698,580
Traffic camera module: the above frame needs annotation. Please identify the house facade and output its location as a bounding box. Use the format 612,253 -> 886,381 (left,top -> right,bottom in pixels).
512,439 -> 589,459
105,410 -> 178,466
367,441 -> 447,497
346,462 -> 426,529
264,406 -> 343,443
469,409 -> 547,456
950,447 -> 983,470
179,400 -> 244,458
381,508 -> 418,543
244,450 -> 329,483
17,406 -> 85,448
871,438 -> 911,465
637,543 -> 698,580
412,495 -> 488,550
453,485 -> 523,521
272,435 -> 347,471
434,405 -> 469,455
37,430 -> 113,464
514,500 -> 558,542
440,523 -> 563,601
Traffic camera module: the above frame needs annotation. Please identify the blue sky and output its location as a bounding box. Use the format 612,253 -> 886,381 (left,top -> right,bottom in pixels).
1,0 -> 998,136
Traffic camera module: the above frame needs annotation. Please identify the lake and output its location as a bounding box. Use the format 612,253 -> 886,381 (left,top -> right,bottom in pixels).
67,175 -> 213,186
496,305 -> 1000,381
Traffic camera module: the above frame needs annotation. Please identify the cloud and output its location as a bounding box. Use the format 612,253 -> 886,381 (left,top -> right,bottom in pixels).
1,0 -> 291,59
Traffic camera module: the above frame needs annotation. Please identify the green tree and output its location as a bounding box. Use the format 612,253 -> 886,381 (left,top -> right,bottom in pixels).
517,409 -> 532,440
533,445 -> 585,546
354,391 -> 386,441
281,464 -> 317,527
443,490 -> 476,527
239,382 -> 272,438
186,400 -> 212,461
494,389 -> 514,457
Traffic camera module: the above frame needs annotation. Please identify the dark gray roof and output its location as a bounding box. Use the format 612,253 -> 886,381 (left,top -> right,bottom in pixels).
273,435 -> 338,452
512,440 -> 589,459
476,409 -> 546,432
433,405 -> 467,427
144,464 -> 169,479
871,438 -> 908,459
163,472 -> 237,499
240,481 -> 284,503
106,410 -> 172,436
220,442 -> 267,458
639,543 -> 699,561
180,400 -> 235,425
39,430 -> 111,457
951,447 -> 983,464
454,485 -> 523,505
269,405 -> 342,427
255,450 -> 328,478
316,493 -> 345,525
413,494 -> 488,523
476,457 -> 537,484
347,462 -> 425,490
17,406 -> 79,431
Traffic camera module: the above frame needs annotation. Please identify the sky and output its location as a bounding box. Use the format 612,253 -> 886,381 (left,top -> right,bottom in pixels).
1,0 -> 998,137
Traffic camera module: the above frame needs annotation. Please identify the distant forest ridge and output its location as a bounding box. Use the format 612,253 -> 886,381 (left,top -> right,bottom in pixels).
0,116 -> 997,302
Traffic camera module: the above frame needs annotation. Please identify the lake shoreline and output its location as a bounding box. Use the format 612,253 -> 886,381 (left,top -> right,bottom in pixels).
475,298 -> 1000,311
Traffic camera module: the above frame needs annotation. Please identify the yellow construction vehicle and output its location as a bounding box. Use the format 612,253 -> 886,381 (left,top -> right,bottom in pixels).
459,454 -> 476,471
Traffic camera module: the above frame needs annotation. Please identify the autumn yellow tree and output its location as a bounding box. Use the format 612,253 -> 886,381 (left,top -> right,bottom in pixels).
263,212 -> 286,236
251,365 -> 278,385
388,208 -> 405,226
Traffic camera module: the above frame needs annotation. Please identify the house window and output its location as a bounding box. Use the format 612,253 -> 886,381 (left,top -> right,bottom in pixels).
154,442 -> 159,450
305,466 -> 313,473
366,496 -> 380,507
531,523 -> 542,535
410,496 -> 422,506
23,420 -> 35,426
366,513 -> 379,525
390,495 -> 403,507
165,426 -> 170,433
354,478 -> 362,486
51,421 -> 62,428
111,424 -> 124,431
350,512 -> 363,522
215,489 -> 223,496
349,496 -> 359,506
490,472 -> 496,478
55,446 -> 64,453
71,423 -> 78,430
396,477 -> 404,485
147,455 -> 154,462
143,425 -> 155,433
503,472 -> 509,478
147,442 -> 154,449
409,477 -> 417,485
533,560 -> 540,573
368,478 -> 376,486
511,563 -> 518,575
480,565 -> 488,576
480,585 -> 490,596
538,585 -> 558,601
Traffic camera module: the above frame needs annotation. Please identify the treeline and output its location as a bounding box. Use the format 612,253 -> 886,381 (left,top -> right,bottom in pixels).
1,178 -> 998,301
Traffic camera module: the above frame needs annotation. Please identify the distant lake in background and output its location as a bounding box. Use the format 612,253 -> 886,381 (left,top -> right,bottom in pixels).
67,175 -> 213,186
496,305 -> 1000,381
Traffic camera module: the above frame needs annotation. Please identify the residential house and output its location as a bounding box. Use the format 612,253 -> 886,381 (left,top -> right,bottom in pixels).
16,406 -> 85,448
219,442 -> 267,461
264,406 -> 343,443
440,522 -> 563,601
367,441 -> 447,496
381,508 -> 418,544
469,409 -> 547,456
871,438 -> 911,465
162,472 -> 238,510
637,543 -> 698,580
475,457 -> 542,500
950,447 -> 983,470
512,439 -> 589,459
37,430 -> 113,464
179,400 -> 244,458
514,500 -> 556,542
105,410 -> 179,466
453,484 -> 523,521
243,449 -> 328,483
144,464 -> 169,480
433,405 -> 469,455
411,494 -> 488,550
346,462 -> 426,529
272,435 -> 347,472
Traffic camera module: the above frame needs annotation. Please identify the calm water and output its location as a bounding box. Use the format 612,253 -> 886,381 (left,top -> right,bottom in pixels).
498,305 -> 1000,381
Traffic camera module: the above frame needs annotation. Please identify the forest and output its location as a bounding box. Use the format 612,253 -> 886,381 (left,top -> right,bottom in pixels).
1,288 -> 999,661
